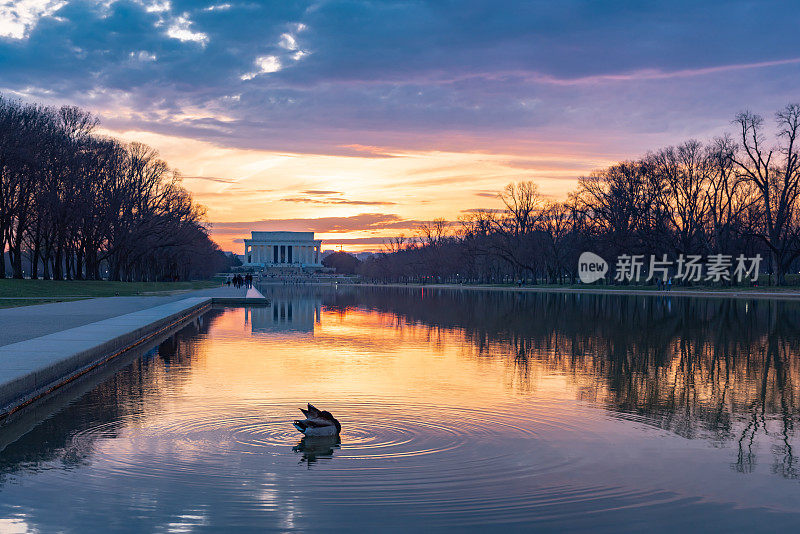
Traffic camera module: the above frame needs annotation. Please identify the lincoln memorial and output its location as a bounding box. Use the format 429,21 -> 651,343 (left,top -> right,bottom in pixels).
242,231 -> 323,268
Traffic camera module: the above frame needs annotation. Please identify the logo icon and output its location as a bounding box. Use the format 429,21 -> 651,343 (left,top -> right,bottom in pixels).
578,252 -> 608,283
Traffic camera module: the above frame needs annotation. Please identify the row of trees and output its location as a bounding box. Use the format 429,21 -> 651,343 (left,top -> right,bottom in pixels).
0,95 -> 228,280
322,251 -> 362,274
361,104 -> 800,285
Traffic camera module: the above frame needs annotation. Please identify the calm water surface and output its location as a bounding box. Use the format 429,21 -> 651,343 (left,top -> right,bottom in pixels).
2,286 -> 800,532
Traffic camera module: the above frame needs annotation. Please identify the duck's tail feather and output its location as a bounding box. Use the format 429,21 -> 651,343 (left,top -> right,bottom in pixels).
300,403 -> 322,418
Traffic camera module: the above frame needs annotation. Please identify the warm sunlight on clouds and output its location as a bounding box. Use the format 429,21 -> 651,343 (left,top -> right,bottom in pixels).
108,129 -> 611,252
7,1 -> 799,254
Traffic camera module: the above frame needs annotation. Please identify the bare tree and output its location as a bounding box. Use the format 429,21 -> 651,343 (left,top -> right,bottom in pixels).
649,140 -> 712,255
0,94 -> 225,281
733,105 -> 800,284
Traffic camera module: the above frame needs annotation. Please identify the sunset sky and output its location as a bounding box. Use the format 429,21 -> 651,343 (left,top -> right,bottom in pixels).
2,1 -> 800,252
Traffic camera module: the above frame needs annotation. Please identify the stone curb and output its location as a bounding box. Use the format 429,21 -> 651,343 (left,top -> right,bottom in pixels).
0,296 -> 212,419
345,283 -> 800,301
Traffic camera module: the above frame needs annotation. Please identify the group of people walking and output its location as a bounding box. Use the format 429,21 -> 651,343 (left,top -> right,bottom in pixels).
227,274 -> 253,289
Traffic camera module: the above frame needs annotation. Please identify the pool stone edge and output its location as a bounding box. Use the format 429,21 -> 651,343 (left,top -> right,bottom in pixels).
0,296 -> 213,420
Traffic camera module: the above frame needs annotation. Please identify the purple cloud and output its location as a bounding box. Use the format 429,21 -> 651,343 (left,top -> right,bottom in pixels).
2,0 -> 799,158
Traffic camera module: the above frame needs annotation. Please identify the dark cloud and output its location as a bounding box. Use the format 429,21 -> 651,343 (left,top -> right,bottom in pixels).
320,237 -> 399,245
194,188 -> 273,198
461,208 -> 506,214
2,0 -> 800,155
336,145 -> 398,158
210,213 -> 423,234
280,197 -> 396,206
503,159 -> 600,171
226,231 -> 413,250
183,175 -> 238,183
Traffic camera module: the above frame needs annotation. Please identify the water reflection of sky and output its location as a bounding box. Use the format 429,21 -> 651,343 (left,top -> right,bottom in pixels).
1,287 -> 800,531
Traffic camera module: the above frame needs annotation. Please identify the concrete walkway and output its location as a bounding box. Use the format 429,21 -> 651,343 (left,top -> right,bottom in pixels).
0,284 -> 271,418
245,286 -> 266,299
0,297 -> 213,418
0,285 -> 247,347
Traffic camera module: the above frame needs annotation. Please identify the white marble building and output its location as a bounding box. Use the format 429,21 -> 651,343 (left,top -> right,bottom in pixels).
242,231 -> 323,268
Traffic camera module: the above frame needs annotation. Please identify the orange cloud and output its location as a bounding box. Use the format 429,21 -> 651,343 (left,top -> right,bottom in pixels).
106,129 -> 615,253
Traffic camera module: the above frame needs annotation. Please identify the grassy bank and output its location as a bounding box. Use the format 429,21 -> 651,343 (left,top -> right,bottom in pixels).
0,280 -> 217,308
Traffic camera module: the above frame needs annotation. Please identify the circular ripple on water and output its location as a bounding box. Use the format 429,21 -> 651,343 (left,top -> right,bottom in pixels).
69,399 -> 567,465
221,400 -> 554,460
61,399 -> 689,526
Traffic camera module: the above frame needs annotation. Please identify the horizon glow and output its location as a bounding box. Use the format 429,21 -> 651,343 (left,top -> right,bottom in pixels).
3,1 -> 800,252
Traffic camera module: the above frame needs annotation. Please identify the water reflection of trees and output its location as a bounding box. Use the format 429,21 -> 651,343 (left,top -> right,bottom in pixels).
0,311 -> 224,482
322,287 -> 800,478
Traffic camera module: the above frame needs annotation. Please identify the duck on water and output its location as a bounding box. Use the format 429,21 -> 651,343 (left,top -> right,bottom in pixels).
293,404 -> 341,437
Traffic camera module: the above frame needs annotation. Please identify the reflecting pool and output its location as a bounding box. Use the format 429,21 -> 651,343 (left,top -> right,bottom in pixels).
2,286 -> 800,532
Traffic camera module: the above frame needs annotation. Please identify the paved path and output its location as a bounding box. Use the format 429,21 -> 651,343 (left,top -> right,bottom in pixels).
0,297 -> 213,417
0,286 -> 245,347
245,286 -> 265,299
